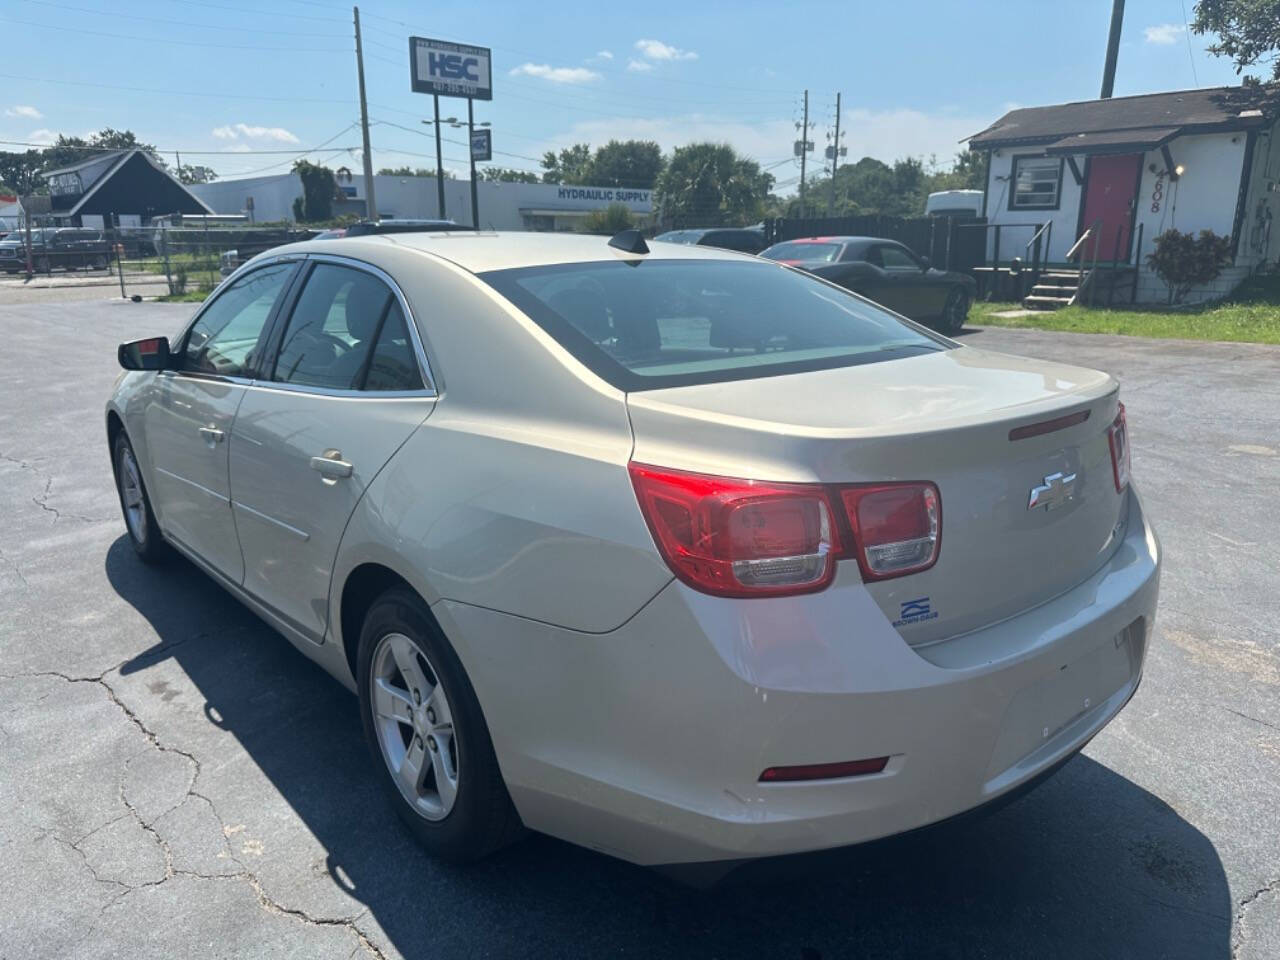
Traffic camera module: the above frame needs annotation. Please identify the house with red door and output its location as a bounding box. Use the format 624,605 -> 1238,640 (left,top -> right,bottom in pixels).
967,84 -> 1280,305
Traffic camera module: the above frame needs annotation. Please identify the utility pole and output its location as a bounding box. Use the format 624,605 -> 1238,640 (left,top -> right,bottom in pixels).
467,98 -> 479,229
433,94 -> 446,218
1100,0 -> 1124,99
799,89 -> 809,218
827,92 -> 841,216
353,6 -> 378,219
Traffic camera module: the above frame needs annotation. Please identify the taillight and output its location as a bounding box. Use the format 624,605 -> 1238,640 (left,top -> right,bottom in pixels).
840,483 -> 941,581
628,464 -> 840,598
629,464 -> 941,597
1107,402 -> 1130,493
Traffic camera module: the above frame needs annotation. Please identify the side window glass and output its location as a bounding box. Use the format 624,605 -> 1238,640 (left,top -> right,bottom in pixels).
879,246 -> 919,271
272,263 -> 392,390
865,247 -> 884,268
182,262 -> 293,377
362,302 -> 424,391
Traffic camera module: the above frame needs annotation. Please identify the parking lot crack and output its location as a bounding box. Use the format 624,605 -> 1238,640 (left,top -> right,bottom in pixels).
31,477 -> 110,524
0,544 -> 29,589
1234,876 -> 1280,958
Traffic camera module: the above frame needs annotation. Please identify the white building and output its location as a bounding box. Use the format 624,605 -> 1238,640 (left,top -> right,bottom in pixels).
189,173 -> 653,232
968,84 -> 1280,304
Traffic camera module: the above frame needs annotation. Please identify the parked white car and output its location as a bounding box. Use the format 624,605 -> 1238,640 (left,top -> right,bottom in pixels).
106,230 -> 1160,870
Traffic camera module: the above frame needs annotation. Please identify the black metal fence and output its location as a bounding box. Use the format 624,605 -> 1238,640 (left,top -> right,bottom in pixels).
0,218 -> 312,298
763,215 -> 988,274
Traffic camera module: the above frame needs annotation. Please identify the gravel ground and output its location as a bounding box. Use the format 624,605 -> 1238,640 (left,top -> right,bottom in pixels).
1,299 -> 1277,959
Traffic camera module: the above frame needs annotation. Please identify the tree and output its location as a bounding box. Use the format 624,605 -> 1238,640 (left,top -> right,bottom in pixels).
377,166 -> 454,178
1193,0 -> 1280,78
578,203 -> 635,235
0,150 -> 44,195
588,140 -> 664,189
540,143 -> 593,184
655,143 -> 774,227
924,150 -> 986,193
1146,228 -> 1233,303
175,164 -> 217,185
41,129 -> 164,172
291,160 -> 337,221
481,167 -> 540,183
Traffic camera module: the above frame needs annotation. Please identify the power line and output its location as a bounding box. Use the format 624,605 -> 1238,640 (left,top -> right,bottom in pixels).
162,0 -> 347,23
0,15 -> 348,52
0,71 -> 354,106
1180,0 -> 1200,85
13,0 -> 346,38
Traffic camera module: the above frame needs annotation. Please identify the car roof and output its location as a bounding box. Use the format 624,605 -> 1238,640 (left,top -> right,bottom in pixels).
770,236 -> 883,245
288,230 -> 758,274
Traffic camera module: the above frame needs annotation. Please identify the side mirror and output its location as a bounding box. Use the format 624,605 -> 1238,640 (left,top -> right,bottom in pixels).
118,336 -> 172,371
919,255 -> 932,270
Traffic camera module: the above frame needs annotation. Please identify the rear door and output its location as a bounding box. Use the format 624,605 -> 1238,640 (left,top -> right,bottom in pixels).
143,260 -> 298,581
229,257 -> 437,642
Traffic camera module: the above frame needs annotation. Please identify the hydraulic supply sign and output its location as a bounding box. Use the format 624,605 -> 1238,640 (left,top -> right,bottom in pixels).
410,36 -> 492,100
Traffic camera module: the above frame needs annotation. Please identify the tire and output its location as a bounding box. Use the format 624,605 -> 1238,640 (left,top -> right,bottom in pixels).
112,432 -> 170,564
940,287 -> 970,335
357,587 -> 522,862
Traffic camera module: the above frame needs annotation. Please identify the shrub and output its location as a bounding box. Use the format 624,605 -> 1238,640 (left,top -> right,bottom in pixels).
171,262 -> 188,296
579,203 -> 635,235
1146,229 -> 1233,304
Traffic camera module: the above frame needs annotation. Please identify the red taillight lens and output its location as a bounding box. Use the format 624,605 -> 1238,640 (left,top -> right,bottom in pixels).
628,463 -> 840,598
840,483 -> 941,581
1108,402 -> 1130,493
759,756 -> 890,782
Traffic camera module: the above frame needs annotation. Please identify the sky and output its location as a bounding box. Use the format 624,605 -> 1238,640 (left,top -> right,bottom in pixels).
0,0 -> 1265,194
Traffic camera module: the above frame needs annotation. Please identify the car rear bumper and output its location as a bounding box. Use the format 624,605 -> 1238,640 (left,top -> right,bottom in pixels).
437,485 -> 1160,866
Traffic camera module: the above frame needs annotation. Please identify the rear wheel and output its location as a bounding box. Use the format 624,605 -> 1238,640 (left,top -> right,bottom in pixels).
113,432 -> 169,564
940,287 -> 970,335
357,587 -> 522,861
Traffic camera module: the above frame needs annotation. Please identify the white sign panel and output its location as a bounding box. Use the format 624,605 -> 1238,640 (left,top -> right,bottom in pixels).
410,36 -> 492,101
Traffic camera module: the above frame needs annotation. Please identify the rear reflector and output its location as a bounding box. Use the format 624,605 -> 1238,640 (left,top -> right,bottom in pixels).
839,483 -> 941,581
759,756 -> 890,782
1008,409 -> 1091,441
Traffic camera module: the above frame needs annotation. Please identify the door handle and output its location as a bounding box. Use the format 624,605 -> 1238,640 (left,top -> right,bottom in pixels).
310,450 -> 353,481
198,425 -> 225,444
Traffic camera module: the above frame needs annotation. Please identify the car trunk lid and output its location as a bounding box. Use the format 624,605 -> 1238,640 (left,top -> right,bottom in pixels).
626,345 -> 1128,644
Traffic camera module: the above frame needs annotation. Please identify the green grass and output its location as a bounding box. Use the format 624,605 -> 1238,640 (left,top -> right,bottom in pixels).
969,273 -> 1280,345
156,287 -> 215,303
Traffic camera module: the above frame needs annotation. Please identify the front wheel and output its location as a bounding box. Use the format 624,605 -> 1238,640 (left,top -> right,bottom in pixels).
939,287 -> 970,335
357,588 -> 522,862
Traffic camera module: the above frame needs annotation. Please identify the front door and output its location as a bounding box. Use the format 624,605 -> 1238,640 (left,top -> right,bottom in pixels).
1078,154 -> 1142,263
230,260 -> 435,642
143,261 -> 297,581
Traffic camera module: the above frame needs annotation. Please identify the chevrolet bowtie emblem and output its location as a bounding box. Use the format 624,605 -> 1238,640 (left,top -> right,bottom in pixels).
1028,471 -> 1077,511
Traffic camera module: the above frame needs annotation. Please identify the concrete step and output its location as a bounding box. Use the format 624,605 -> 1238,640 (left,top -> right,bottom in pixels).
1022,295 -> 1074,310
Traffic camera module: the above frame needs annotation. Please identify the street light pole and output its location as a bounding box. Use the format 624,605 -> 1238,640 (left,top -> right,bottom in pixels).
353,6 -> 377,219
468,98 -> 479,230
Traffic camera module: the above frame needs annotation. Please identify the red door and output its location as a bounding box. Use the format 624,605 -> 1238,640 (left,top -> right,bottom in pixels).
1078,154 -> 1141,262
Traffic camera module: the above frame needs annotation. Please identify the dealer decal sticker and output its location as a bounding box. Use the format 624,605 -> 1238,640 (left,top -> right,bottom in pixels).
894,597 -> 939,627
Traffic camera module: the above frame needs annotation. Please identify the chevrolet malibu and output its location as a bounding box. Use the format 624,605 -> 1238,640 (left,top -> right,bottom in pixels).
106,230 -> 1160,870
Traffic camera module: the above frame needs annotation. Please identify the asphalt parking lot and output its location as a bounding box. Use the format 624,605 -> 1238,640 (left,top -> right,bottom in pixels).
2,297 -> 1278,960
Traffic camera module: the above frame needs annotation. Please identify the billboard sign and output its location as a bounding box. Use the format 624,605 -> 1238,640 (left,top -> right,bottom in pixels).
410,36 -> 492,101
470,129 -> 492,162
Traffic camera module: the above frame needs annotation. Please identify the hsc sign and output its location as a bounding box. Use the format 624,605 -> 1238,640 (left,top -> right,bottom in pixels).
410,36 -> 492,101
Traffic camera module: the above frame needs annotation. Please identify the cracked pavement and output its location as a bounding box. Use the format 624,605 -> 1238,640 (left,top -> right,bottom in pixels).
1,298 -> 1277,959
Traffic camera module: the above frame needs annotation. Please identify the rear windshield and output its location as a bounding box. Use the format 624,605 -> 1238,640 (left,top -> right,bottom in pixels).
763,241 -> 842,262
479,258 -> 945,391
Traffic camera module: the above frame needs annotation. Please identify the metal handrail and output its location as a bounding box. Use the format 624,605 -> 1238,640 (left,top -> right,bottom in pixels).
1066,218 -> 1101,262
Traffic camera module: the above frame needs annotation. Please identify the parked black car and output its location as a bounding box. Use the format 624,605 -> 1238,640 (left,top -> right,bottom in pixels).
760,235 -> 975,334
653,227 -> 768,254
0,227 -> 111,273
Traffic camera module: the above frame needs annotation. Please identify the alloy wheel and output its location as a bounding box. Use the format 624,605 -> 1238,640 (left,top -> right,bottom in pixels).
370,632 -> 460,821
118,446 -> 148,545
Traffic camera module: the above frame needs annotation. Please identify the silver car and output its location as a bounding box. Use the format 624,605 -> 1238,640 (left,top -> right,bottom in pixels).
106,231 -> 1160,869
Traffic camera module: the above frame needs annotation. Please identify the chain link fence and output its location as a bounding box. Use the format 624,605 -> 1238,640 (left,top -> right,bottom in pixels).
0,216 -> 313,299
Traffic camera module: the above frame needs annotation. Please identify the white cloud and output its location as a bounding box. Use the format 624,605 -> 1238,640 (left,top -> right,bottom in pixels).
211,123 -> 300,143
594,50 -> 613,60
220,144 -> 253,153
26,128 -> 57,145
1144,23 -> 1185,45
634,39 -> 698,62
509,62 -> 601,84
626,59 -> 653,73
5,105 -> 42,119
